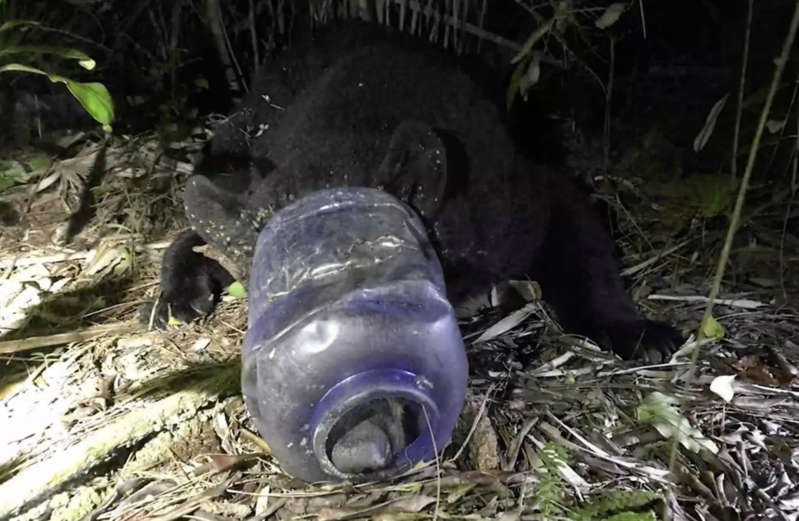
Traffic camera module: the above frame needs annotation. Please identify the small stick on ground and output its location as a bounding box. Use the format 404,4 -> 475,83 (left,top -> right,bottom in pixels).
0,322 -> 140,355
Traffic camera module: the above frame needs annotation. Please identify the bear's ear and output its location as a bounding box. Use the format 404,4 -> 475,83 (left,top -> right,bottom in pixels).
374,120 -> 448,219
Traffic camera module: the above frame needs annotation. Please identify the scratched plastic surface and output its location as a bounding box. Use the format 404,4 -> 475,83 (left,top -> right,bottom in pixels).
241,187 -> 468,482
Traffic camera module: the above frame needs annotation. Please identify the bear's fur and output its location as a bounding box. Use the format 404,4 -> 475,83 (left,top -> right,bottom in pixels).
161,23 -> 680,361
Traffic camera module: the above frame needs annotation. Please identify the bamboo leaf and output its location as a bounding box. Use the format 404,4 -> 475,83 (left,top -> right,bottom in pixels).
0,45 -> 94,68
511,17 -> 554,64
595,3 -> 627,29
0,20 -> 44,33
638,392 -> 718,454
693,94 -> 729,152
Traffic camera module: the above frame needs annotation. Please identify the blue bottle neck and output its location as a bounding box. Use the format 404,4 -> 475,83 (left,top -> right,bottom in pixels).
310,368 -> 442,480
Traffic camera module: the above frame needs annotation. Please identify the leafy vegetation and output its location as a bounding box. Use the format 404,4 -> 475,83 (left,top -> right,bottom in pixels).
0,0 -> 114,130
533,442 -> 662,521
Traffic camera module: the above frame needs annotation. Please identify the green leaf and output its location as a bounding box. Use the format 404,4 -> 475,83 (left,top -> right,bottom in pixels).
766,119 -> 786,133
742,82 -> 788,109
227,281 -> 247,298
595,3 -> 627,29
511,17 -> 554,64
519,51 -> 542,95
64,80 -> 114,129
574,490 -> 661,521
553,1 -> 572,32
536,442 -> 568,520
686,173 -> 737,217
506,57 -> 527,111
0,64 -> 114,129
601,512 -> 657,521
693,94 -> 729,152
0,62 -> 49,75
25,155 -> 50,171
0,44 -> 94,65
700,314 -> 724,339
657,173 -> 736,218
638,392 -> 718,454
0,160 -> 30,191
0,20 -> 43,33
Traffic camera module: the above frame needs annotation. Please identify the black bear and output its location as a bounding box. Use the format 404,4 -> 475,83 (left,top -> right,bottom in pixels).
159,23 -> 681,362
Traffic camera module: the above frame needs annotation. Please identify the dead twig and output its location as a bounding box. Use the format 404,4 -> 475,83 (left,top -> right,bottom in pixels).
0,322 -> 140,355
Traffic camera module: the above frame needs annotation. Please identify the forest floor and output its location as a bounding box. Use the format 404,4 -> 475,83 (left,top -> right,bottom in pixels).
0,119 -> 798,521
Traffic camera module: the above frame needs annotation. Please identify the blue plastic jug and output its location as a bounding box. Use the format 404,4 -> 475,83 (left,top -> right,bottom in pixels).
241,187 -> 468,482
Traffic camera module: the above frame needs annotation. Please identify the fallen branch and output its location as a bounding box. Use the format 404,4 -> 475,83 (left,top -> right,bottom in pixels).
647,294 -> 765,310
0,322 -> 140,355
620,241 -> 689,277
